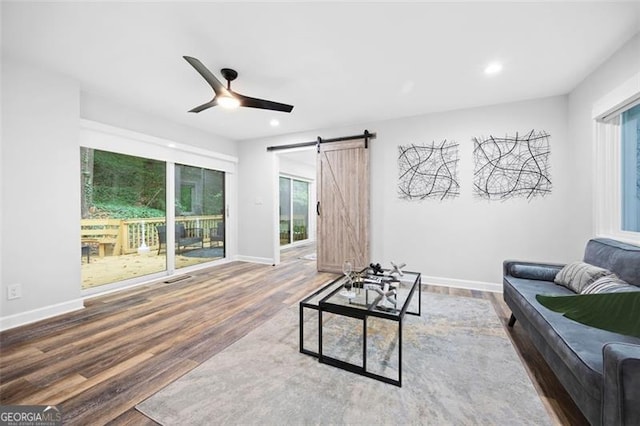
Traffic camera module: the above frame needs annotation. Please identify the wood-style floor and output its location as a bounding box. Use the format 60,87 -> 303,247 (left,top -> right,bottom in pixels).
0,244 -> 587,425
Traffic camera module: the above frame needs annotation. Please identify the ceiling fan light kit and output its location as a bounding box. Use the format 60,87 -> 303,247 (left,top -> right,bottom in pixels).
183,56 -> 294,114
217,95 -> 240,109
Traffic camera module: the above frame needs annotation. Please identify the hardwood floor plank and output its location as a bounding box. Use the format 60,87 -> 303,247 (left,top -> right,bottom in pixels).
0,244 -> 585,424
0,378 -> 40,404
19,373 -> 87,406
61,358 -> 198,425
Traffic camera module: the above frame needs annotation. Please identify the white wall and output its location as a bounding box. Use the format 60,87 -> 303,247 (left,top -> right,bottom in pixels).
0,1 -> 4,322
279,156 -> 315,181
374,96 -> 576,289
81,92 -> 238,158
239,96 -> 575,289
236,141 -> 278,263
1,55 -> 83,324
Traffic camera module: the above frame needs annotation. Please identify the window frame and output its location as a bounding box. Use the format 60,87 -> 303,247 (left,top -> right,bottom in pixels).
592,72 -> 640,244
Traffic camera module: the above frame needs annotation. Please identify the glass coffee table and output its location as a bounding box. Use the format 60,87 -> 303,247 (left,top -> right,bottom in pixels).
299,269 -> 421,386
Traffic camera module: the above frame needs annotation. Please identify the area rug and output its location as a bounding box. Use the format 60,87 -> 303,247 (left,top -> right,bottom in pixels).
179,247 -> 224,258
136,293 -> 550,425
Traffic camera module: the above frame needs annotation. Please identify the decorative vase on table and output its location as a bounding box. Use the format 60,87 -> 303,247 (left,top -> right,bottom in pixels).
341,260 -> 356,299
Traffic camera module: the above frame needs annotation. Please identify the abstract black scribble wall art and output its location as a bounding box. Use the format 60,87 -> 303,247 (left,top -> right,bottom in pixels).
398,140 -> 460,200
473,129 -> 551,201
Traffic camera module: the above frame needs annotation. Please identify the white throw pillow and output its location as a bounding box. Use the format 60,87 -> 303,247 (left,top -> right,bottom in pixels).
581,275 -> 640,294
554,261 -> 613,293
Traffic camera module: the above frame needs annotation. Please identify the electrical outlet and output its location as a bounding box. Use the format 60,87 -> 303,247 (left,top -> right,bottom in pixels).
7,283 -> 22,300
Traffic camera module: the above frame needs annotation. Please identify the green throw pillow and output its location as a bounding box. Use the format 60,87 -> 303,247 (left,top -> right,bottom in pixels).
536,292 -> 640,338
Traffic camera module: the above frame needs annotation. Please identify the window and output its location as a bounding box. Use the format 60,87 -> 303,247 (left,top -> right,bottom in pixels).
621,104 -> 640,232
593,75 -> 640,243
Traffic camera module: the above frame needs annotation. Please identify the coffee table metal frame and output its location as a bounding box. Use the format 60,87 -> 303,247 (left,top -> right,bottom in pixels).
299,269 -> 421,387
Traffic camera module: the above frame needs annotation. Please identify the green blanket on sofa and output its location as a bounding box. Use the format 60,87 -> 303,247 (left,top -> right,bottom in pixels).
536,292 -> 640,338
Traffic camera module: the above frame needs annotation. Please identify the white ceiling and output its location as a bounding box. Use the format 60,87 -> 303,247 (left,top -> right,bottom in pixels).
2,2 -> 639,142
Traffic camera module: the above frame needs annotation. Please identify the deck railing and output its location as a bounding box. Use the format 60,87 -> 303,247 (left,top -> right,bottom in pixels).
81,215 -> 223,256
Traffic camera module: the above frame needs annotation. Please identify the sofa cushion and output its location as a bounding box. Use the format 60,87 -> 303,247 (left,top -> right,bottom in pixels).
554,261 -> 612,293
582,275 -> 640,294
584,238 -> 640,286
504,277 -> 601,399
508,263 -> 562,281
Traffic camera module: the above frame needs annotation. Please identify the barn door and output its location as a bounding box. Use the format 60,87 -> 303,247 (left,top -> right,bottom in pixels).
317,139 -> 370,273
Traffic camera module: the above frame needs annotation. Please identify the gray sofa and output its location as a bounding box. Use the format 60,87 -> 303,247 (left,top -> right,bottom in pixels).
503,238 -> 640,425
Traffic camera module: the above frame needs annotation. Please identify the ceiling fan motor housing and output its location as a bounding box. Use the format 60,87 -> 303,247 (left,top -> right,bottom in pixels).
220,68 -> 238,82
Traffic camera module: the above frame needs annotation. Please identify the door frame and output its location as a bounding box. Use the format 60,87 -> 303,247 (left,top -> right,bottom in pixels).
272,148 -> 317,265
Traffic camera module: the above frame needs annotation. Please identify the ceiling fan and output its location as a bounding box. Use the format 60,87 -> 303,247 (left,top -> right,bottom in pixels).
183,56 -> 294,114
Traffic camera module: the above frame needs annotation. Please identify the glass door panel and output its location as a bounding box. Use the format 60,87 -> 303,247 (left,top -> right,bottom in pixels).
280,176 -> 310,246
80,148 -> 166,289
293,180 -> 309,242
175,164 -> 225,268
280,177 -> 292,245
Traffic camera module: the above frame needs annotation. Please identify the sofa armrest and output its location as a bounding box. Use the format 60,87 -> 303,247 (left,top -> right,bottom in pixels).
503,260 -> 565,282
603,342 -> 640,425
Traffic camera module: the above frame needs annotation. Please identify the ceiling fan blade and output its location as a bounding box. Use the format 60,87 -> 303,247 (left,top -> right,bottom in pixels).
234,92 -> 294,113
183,56 -> 228,96
189,99 -> 218,113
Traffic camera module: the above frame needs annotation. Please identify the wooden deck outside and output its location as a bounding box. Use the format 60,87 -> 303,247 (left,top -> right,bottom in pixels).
81,215 -> 223,257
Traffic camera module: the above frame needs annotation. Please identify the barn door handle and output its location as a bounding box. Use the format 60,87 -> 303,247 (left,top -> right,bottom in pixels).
316,201 -> 321,216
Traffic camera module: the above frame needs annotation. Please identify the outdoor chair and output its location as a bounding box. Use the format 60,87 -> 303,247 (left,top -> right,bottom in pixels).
209,222 -> 225,248
81,244 -> 91,263
156,223 -> 204,255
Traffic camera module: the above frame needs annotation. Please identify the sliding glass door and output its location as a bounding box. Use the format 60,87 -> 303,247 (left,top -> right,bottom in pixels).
81,148 -> 226,290
279,176 -> 309,246
175,164 -> 225,268
80,148 -> 167,289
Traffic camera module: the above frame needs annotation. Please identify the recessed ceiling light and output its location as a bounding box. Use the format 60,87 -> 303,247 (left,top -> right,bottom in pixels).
484,62 -> 503,75
270,119 -> 280,127
168,143 -> 176,148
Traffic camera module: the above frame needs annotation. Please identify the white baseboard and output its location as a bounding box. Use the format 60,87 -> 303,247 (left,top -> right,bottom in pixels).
422,275 -> 502,293
235,255 -> 275,265
0,299 -> 84,331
